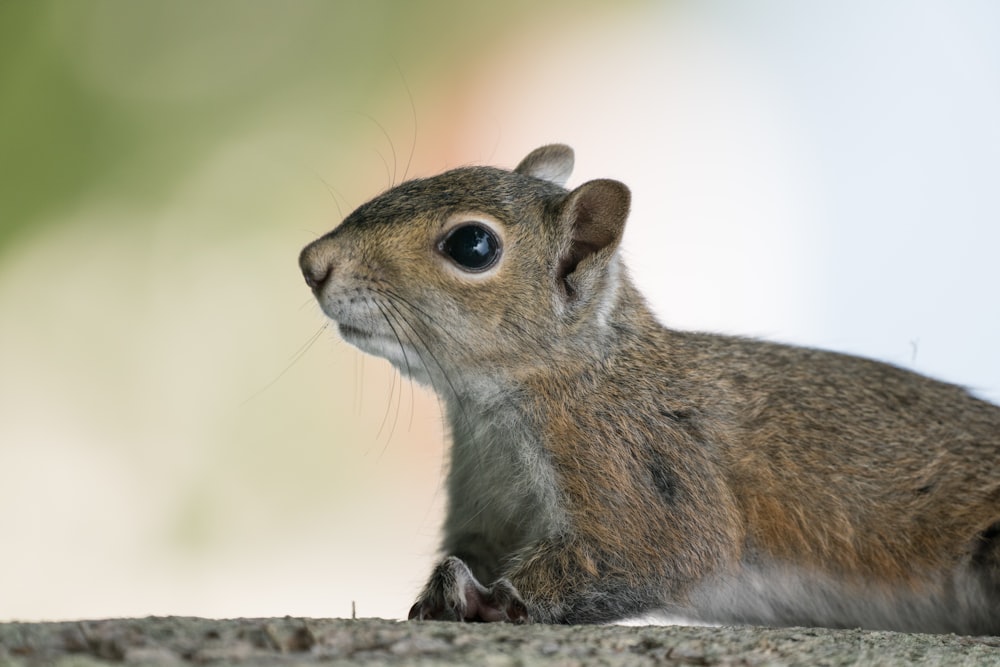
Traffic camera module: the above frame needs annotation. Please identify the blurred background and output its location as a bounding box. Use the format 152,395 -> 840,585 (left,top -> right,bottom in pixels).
1,1 -> 998,621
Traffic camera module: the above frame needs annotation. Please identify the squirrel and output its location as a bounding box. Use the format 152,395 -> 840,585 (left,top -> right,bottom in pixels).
298,144 -> 1000,634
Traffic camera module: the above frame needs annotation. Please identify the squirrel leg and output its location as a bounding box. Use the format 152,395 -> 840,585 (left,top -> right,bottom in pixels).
502,538 -> 670,623
408,556 -> 529,623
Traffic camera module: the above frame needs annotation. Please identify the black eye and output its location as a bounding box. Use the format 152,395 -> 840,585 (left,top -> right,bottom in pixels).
440,224 -> 500,271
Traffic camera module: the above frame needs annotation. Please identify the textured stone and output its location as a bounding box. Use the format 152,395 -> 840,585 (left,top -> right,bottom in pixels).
1,617 -> 999,666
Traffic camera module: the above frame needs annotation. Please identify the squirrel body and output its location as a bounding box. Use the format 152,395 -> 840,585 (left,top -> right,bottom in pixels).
299,145 -> 1000,633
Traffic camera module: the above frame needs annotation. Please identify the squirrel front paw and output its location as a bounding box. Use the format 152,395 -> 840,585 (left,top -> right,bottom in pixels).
408,556 -> 529,623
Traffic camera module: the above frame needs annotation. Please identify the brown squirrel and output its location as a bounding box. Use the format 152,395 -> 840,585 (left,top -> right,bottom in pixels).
299,144 -> 1000,634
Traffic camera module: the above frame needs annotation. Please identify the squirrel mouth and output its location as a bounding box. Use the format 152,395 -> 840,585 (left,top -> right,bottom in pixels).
336,321 -> 421,375
337,322 -> 377,341
337,323 -> 371,339
337,322 -> 396,348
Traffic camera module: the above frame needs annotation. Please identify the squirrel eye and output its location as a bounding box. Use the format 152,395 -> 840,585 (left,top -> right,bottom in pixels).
440,224 -> 500,271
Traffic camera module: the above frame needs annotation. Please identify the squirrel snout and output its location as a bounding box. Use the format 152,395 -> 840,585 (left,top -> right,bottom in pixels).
299,242 -> 332,291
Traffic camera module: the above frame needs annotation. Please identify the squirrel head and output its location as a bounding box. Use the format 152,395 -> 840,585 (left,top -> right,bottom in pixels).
299,145 -> 631,388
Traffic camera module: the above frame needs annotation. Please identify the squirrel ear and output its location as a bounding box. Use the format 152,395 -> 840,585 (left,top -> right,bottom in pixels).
515,144 -> 574,187
557,179 -> 631,299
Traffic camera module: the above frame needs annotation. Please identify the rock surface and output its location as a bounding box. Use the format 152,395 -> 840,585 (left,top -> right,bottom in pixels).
1,617 -> 999,666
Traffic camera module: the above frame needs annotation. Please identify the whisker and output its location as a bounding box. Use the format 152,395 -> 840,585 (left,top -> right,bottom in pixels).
385,300 -> 418,440
393,58 -> 418,183
376,288 -> 465,347
356,112 -> 398,187
378,294 -> 473,429
377,297 -> 449,434
299,297 -> 318,311
383,286 -> 565,388
370,147 -> 392,192
372,360 -> 398,449
382,285 -> 555,355
240,323 -> 328,406
485,113 -> 502,164
373,301 -> 412,448
313,170 -> 346,221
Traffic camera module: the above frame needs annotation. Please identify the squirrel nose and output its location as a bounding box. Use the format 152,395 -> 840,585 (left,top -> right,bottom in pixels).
299,243 -> 332,290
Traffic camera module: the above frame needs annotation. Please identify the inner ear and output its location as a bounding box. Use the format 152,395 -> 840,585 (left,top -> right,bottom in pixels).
557,179 -> 631,296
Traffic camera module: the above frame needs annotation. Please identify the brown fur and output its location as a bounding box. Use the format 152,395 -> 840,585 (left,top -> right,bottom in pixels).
299,145 -> 1000,633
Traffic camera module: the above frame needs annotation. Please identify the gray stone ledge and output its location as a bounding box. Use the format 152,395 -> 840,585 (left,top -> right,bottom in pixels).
2,617 -> 999,666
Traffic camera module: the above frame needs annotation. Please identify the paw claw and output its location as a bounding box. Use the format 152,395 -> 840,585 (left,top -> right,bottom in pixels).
408,557 -> 529,623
